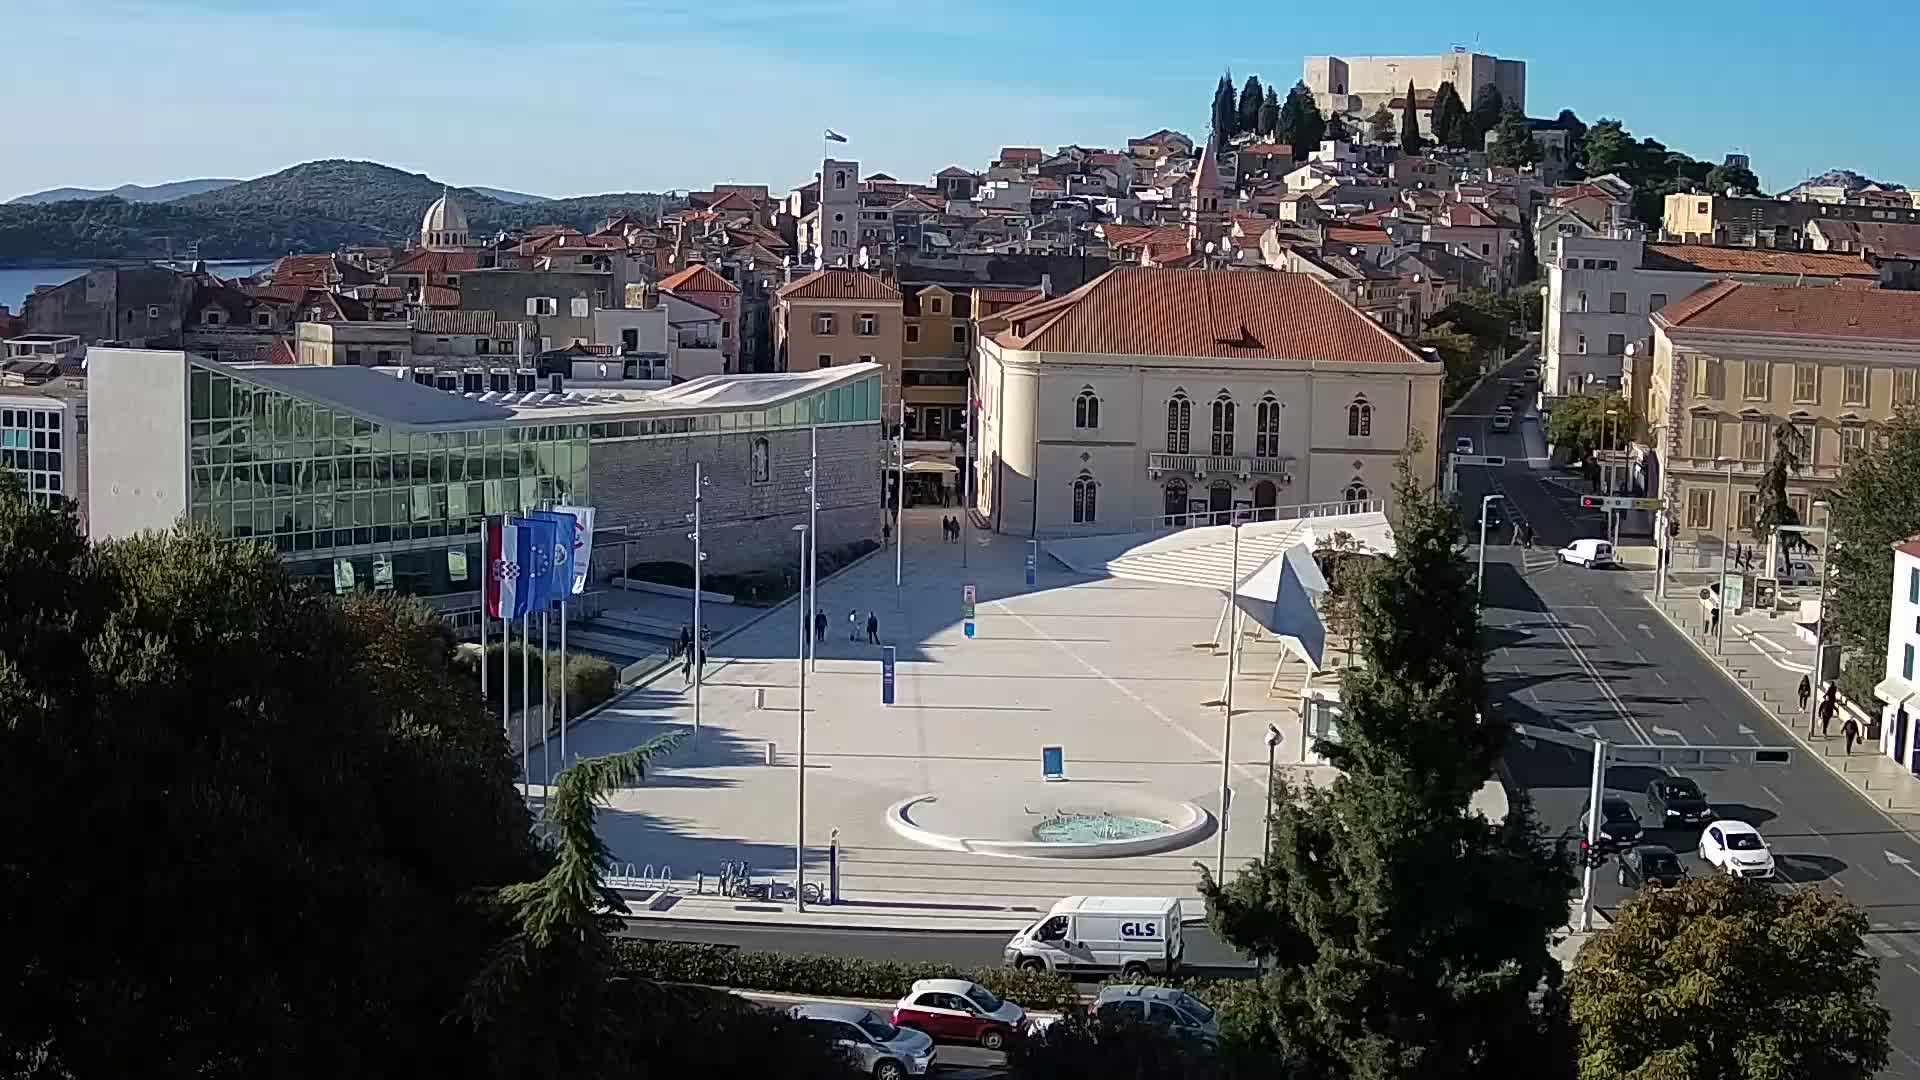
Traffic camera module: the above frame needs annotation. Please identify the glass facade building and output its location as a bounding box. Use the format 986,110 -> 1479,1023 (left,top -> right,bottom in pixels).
0,402 -> 65,507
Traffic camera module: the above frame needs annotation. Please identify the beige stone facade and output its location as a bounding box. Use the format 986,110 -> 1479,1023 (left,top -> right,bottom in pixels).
774,270 -> 903,412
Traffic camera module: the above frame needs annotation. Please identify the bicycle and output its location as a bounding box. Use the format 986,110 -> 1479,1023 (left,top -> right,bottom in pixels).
799,881 -> 824,905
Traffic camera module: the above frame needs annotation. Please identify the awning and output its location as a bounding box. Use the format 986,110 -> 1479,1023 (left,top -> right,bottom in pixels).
1874,675 -> 1917,707
887,460 -> 959,474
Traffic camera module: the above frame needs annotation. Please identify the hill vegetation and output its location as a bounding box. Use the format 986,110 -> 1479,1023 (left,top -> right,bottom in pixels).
8,178 -> 240,205
0,159 -> 665,265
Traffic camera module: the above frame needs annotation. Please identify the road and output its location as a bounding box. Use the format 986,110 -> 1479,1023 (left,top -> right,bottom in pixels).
1448,354 -> 1920,1078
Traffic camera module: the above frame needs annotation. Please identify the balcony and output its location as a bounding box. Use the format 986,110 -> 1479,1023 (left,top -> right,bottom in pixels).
1148,453 -> 1295,482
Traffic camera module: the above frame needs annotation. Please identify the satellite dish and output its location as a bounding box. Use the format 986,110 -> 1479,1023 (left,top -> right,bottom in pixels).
857,245 -> 871,269
1349,246 -> 1360,256
1204,242 -> 1215,254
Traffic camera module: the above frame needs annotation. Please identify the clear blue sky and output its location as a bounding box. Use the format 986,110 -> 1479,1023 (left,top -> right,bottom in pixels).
3,0 -> 1912,202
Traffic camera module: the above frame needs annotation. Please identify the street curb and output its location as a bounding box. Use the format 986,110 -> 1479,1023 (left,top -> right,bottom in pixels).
1639,590 -> 1920,839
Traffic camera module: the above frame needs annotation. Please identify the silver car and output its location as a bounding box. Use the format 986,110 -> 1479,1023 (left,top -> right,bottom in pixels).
790,1002 -> 936,1080
1092,984 -> 1221,1046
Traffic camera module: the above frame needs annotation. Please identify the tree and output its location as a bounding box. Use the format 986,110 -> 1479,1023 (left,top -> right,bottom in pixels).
1582,118 -> 1632,176
1200,458 -> 1575,1077
1570,875 -> 1890,1079
1272,82 -> 1325,161
1545,392 -> 1634,462
1555,108 -> 1589,173
1825,409 -> 1920,699
1212,73 -> 1237,140
1705,160 -> 1763,195
1468,83 -> 1505,147
1312,530 -> 1370,666
1429,286 -> 1521,354
1324,112 -> 1350,144
1752,421 -> 1807,551
1237,75 -> 1264,140
1398,80 -> 1423,155
1430,80 -> 1469,149
1416,321 -> 1480,402
1488,102 -> 1543,169
1258,86 -> 1280,138
1366,105 -> 1397,146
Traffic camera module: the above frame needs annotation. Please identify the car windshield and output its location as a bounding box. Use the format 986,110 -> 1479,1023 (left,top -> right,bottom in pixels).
1665,779 -> 1702,800
855,1013 -> 900,1042
1603,801 -> 1635,821
1175,993 -> 1214,1023
1644,853 -> 1682,875
1726,833 -> 1765,851
965,985 -> 1002,1012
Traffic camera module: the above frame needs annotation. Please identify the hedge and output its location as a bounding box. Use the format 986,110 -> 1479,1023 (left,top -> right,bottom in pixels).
454,644 -> 619,719
615,940 -> 1079,1010
623,539 -> 881,607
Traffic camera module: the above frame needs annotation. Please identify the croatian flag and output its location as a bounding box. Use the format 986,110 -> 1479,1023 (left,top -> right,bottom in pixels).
486,518 -> 529,619
824,129 -> 847,143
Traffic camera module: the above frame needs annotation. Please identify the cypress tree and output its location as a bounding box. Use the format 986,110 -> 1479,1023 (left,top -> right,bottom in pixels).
1469,83 -> 1505,147
1430,80 -> 1469,148
1237,75 -> 1264,139
1258,86 -> 1280,137
1399,80 -> 1423,155
1212,73 -> 1237,140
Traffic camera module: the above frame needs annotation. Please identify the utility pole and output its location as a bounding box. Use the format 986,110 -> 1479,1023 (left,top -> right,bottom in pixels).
1215,522 -> 1242,879
1579,738 -> 1608,932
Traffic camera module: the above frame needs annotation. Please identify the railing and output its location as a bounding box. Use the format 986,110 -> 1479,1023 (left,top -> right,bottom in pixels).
1147,452 -> 1296,479
1665,455 -> 1844,480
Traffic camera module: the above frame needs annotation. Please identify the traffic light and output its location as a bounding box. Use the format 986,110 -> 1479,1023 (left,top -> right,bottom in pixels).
1580,495 -> 1603,509
1579,838 -> 1614,869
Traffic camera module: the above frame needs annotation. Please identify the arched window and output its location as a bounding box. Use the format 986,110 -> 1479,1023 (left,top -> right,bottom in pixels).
1347,396 -> 1372,438
1344,479 -> 1371,505
1165,392 -> 1191,454
1255,395 -> 1281,458
1211,392 -> 1235,455
835,170 -> 847,190
1163,478 -> 1189,526
750,437 -> 771,484
1075,387 -> 1101,429
1072,472 -> 1098,524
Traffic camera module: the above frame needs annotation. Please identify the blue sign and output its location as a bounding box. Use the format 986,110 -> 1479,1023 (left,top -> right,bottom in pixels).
964,620 -> 975,638
1025,540 -> 1038,586
881,646 -> 896,705
1041,744 -> 1064,781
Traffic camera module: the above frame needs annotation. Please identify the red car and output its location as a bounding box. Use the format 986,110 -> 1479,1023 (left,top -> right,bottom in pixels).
890,978 -> 1028,1050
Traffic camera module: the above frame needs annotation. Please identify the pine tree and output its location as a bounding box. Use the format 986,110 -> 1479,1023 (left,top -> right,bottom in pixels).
1487,102 -> 1542,168
1291,83 -> 1326,160
1324,112 -> 1350,144
1430,81 -> 1468,149
1258,86 -> 1280,138
1399,81 -> 1423,155
1469,83 -> 1505,147
1825,410 -> 1920,697
1237,75 -> 1264,139
1366,105 -> 1397,146
1752,421 -> 1806,552
1212,73 -> 1237,140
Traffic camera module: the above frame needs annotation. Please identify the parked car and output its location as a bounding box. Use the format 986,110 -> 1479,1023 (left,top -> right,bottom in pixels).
1776,559 -> 1816,587
1559,539 -> 1615,568
1646,776 -> 1713,827
1491,415 -> 1513,433
1580,795 -> 1645,846
1698,819 -> 1776,880
1455,436 -> 1475,455
1618,844 -> 1687,888
1093,985 -> 1221,1047
792,1003 -> 936,1080
1523,366 -> 1540,381
892,978 -> 1027,1051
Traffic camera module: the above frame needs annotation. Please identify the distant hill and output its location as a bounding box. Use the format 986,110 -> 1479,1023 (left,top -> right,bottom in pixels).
8,179 -> 241,205
1779,169 -> 1906,199
0,159 -> 667,265
468,186 -> 550,205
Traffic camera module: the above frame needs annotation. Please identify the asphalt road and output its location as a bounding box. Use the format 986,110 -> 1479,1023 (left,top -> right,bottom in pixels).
1448,355 -> 1920,1078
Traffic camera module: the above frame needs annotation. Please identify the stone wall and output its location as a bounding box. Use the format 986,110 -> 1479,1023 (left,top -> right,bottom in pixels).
587,421 -> 882,578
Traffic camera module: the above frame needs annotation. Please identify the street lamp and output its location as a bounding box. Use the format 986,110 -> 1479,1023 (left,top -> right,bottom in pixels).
1714,456 -> 1737,652
792,522 -> 810,911
1477,494 -> 1506,596
1262,723 -> 1282,859
687,467 -> 710,735
1216,522 -> 1243,879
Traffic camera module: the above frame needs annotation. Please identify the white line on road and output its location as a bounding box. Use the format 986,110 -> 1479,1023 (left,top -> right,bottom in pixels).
1759,785 -> 1782,805
1653,672 -> 1669,685
1638,624 -> 1655,637
1651,725 -> 1683,739
1591,605 -> 1629,641
1544,616 -> 1653,744
1697,723 -> 1717,741
1886,850 -> 1920,881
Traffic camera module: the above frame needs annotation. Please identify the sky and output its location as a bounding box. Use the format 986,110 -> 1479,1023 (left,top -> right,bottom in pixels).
2,0 -> 1916,203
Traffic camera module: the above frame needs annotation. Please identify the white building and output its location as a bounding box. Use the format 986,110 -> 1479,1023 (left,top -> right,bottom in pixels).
1877,536 -> 1920,772
1542,234 -> 1878,396
974,268 -> 1443,536
0,381 -> 86,531
1303,48 -> 1526,119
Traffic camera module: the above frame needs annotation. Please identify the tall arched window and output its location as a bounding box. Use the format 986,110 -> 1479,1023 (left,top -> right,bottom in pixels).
1072,473 -> 1098,524
1075,387 -> 1101,430
835,170 -> 848,190
1255,395 -> 1281,458
1347,396 -> 1372,438
1211,392 -> 1235,455
1163,478 -> 1189,526
1344,479 -> 1370,505
1166,392 -> 1191,454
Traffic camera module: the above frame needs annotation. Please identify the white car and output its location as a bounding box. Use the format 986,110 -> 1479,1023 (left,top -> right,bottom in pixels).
1558,539 -> 1615,568
1455,436 -> 1475,455
1698,819 -> 1776,880
1496,403 -> 1515,414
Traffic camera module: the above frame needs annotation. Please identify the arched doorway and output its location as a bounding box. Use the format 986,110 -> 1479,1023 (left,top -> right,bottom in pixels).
1163,479 -> 1189,526
1209,480 -> 1233,525
1254,480 -> 1277,521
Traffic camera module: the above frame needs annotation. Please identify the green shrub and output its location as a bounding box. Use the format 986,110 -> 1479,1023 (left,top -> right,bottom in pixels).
621,538 -> 880,607
615,940 -> 1078,1010
453,643 -> 617,718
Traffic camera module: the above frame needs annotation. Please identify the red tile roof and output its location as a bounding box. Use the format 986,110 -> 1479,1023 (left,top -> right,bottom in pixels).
1641,244 -> 1877,278
1897,534 -> 1920,560
417,285 -> 461,307
1238,142 -> 1294,158
776,269 -> 901,302
985,268 -> 1428,365
1327,226 -> 1393,247
659,264 -> 741,294
704,191 -> 760,212
1657,281 -> 1920,341
975,286 -> 1043,305
1808,220 -> 1920,260
389,249 -> 483,274
1098,223 -> 1188,250
997,147 -> 1043,163
1440,203 -> 1499,228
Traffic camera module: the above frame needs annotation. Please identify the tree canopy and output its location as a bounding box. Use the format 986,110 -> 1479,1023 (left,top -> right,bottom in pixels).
1274,82 -> 1326,160
1366,106 -> 1397,146
1752,421 -> 1807,550
1468,83 -> 1505,147
1213,74 -> 1238,141
1399,81 -> 1424,155
1237,75 -> 1265,139
1258,86 -> 1280,138
1569,875 -> 1889,1080
1545,392 -> 1635,462
1429,81 -> 1470,149
1825,408 -> 1920,698
1488,103 -> 1543,169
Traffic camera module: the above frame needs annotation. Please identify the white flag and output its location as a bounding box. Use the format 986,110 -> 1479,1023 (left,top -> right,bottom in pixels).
556,505 -> 596,595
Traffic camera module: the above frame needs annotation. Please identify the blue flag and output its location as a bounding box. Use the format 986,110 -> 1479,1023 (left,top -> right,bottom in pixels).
513,516 -> 557,613
529,510 -> 576,606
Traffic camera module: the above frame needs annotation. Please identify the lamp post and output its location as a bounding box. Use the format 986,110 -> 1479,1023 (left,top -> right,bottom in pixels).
792,522 -> 810,911
1216,522 -> 1242,879
1476,494 -> 1506,597
688,467 -> 709,735
1262,723 -> 1282,859
1809,499 -> 1831,733
1714,456 -> 1736,653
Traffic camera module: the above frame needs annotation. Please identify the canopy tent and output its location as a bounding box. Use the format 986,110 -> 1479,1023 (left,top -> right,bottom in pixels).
1228,541 -> 1331,672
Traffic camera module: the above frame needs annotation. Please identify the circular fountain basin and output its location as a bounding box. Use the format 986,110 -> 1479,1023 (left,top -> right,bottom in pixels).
886,784 -> 1212,859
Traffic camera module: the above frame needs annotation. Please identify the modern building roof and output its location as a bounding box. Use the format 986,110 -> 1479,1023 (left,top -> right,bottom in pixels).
658,264 -> 740,294
984,268 -> 1428,365
1656,281 -> 1920,342
1640,244 -> 1877,279
776,269 -> 901,302
227,362 -> 512,427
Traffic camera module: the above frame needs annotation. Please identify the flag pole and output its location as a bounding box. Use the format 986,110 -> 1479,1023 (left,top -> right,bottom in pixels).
559,597 -> 568,768
809,424 -> 818,673
962,378 -> 972,569
521,607 -> 530,800
693,463 -> 705,737
540,607 -> 550,799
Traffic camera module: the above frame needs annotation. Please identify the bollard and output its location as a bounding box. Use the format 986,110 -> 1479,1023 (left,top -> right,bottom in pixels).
766,741 -> 776,766
828,827 -> 841,905
754,687 -> 767,710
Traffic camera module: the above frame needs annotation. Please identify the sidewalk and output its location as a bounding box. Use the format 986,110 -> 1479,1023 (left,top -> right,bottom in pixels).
1643,588 -> 1920,828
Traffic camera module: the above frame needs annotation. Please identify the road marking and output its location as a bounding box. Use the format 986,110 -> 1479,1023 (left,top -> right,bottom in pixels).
1759,785 -> 1782,805
1651,725 -> 1683,739
1697,723 -> 1717,741
1737,723 -> 1757,738
1886,850 -> 1920,881
1653,672 -> 1669,686
1573,724 -> 1600,739
1592,605 -> 1629,641
1638,623 -> 1654,637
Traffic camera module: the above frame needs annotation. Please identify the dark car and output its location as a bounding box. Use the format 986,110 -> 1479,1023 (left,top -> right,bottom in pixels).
1618,844 -> 1686,889
1477,502 -> 1506,532
1580,795 -> 1643,846
1645,776 -> 1713,827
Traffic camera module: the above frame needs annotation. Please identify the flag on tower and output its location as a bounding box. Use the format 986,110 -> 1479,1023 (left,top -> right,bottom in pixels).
824,129 -> 847,143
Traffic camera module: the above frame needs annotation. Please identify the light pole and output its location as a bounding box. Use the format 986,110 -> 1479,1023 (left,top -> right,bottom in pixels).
1578,736 -> 1609,932
688,466 -> 709,735
1714,456 -> 1736,652
1808,499 -> 1831,732
1476,494 -> 1506,596
1262,723 -> 1281,859
1216,522 -> 1243,879
792,522 -> 810,911
808,426 -> 819,673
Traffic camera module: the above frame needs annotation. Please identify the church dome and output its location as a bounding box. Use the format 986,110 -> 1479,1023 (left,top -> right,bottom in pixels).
420,190 -> 470,250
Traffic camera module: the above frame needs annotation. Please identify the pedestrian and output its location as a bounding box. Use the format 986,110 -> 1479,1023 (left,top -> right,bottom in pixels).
948,516 -> 958,543
883,520 -> 892,546
847,608 -> 859,642
814,608 -> 827,643
1843,714 -> 1861,755
1797,673 -> 1811,712
682,639 -> 696,685
866,611 -> 879,645
677,624 -> 691,662
1819,695 -> 1835,738
1707,605 -> 1720,638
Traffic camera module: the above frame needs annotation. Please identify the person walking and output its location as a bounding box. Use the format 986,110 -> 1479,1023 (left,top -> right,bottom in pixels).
814,608 -> 827,643
682,638 -> 697,686
1707,604 -> 1720,639
847,608 -> 859,642
866,611 -> 879,645
1818,693 -> 1836,738
1842,714 -> 1861,755
676,624 -> 691,662
1797,674 -> 1812,712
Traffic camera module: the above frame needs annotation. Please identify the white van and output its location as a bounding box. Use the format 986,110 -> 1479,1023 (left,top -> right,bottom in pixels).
1558,538 -> 1615,568
1003,896 -> 1184,978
